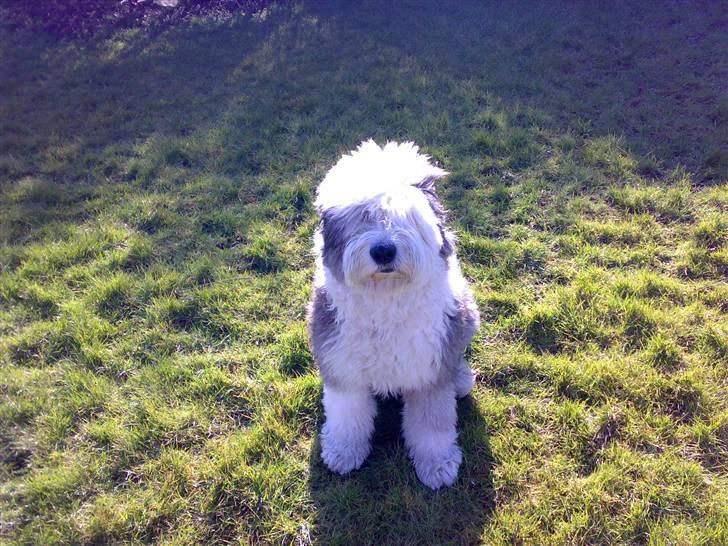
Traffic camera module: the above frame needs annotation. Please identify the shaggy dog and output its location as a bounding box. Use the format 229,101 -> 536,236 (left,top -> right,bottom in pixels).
307,140 -> 480,489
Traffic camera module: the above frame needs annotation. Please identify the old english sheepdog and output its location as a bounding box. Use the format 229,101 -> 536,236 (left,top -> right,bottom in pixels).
307,140 -> 480,489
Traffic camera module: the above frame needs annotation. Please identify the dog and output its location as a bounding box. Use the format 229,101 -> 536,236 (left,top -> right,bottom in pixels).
307,140 -> 480,489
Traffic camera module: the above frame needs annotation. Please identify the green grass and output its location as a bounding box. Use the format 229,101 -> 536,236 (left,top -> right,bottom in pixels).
1,1 -> 727,544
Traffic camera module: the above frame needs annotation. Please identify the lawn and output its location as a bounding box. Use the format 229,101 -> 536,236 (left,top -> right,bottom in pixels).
1,1 -> 727,544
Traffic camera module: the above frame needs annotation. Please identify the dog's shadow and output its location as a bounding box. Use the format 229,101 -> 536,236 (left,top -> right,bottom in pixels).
308,394 -> 494,545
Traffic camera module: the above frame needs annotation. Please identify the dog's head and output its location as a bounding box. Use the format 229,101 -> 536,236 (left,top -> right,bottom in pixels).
315,140 -> 454,289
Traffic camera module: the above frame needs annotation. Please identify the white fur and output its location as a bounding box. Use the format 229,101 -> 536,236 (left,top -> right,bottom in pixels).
402,383 -> 462,489
315,140 -> 446,212
320,386 -> 376,474
311,140 -> 477,489
314,260 -> 469,395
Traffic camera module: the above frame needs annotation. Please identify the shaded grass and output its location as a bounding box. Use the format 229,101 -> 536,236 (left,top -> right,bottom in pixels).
1,1 -> 727,544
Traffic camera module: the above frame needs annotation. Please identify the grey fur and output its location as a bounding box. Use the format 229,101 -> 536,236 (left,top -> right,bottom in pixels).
306,286 -> 342,387
441,291 -> 480,398
319,203 -> 371,283
414,175 -> 454,260
442,293 -> 480,371
319,209 -> 347,283
415,176 -> 480,370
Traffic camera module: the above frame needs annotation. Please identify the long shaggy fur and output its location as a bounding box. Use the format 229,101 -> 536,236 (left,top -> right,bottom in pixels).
307,140 -> 480,489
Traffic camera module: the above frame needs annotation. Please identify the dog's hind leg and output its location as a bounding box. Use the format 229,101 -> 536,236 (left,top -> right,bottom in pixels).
402,382 -> 461,489
320,385 -> 376,475
454,358 -> 475,399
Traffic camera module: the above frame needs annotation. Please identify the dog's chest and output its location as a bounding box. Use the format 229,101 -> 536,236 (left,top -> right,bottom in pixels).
334,290 -> 448,394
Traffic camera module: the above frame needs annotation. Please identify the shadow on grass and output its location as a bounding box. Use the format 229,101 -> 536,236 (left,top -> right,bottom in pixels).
308,395 -> 493,545
309,0 -> 728,182
3,0 -> 725,247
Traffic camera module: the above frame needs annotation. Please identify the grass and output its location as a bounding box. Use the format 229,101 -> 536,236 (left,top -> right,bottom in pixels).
1,1 -> 727,544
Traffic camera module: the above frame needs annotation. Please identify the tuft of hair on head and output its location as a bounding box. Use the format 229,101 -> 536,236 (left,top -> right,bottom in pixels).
316,140 -> 448,212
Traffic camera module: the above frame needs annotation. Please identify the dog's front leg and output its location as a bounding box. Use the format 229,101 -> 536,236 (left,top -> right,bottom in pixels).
320,385 -> 376,474
402,382 -> 461,489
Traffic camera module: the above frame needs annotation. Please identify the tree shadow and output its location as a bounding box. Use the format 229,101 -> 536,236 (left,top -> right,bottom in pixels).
308,394 -> 494,545
0,9 -> 283,241
310,0 -> 728,183
5,0 -> 724,244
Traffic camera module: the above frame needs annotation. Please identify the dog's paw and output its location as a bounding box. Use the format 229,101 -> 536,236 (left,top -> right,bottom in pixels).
413,444 -> 462,489
454,363 -> 475,399
320,433 -> 371,475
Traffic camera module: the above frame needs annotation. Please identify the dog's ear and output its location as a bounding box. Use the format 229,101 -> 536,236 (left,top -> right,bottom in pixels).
413,172 -> 447,191
413,173 -> 455,260
414,173 -> 448,221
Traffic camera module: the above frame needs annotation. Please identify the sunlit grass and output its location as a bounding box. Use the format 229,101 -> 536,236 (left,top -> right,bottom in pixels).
1,1 -> 727,544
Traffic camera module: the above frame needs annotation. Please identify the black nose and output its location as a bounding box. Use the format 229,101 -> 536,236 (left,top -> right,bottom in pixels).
370,241 -> 397,265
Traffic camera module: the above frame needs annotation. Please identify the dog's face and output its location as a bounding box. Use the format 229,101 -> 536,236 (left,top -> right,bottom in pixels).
314,140 -> 453,289
317,182 -> 451,289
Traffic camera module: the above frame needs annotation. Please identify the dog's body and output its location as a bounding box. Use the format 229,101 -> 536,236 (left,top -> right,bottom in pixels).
307,140 -> 479,489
